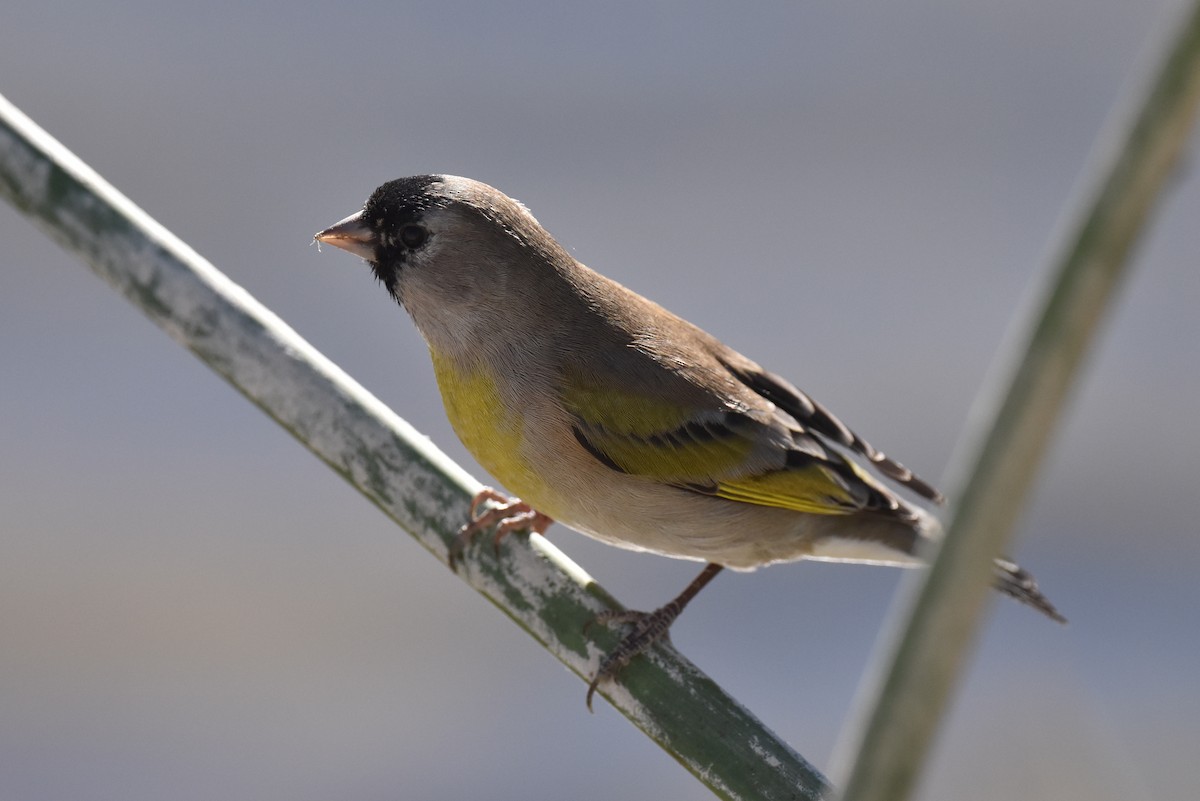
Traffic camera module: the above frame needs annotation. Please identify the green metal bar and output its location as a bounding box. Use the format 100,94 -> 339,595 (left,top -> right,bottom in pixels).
0,92 -> 829,801
834,5 -> 1200,800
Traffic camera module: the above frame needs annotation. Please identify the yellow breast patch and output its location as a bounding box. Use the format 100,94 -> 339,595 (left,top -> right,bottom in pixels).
430,351 -> 551,503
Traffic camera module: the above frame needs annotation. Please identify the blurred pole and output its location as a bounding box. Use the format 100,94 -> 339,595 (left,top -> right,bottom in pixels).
833,5 -> 1200,801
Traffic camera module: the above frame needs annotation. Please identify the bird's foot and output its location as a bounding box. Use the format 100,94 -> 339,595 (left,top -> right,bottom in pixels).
582,563 -> 723,711
448,487 -> 553,571
584,604 -> 683,712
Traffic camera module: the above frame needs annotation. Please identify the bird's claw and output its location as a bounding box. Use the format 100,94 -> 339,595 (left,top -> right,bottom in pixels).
448,487 -> 553,571
584,606 -> 681,713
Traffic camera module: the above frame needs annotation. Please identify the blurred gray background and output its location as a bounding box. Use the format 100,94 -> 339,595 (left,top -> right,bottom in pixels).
2,2 -> 1197,799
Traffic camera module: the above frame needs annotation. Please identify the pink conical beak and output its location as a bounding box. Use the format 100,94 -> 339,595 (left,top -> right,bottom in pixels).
314,211 -> 377,260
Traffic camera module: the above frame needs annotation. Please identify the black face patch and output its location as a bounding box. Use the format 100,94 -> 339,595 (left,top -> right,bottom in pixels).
361,175 -> 444,297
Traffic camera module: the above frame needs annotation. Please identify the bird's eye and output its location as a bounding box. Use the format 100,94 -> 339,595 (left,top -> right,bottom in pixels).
398,224 -> 428,249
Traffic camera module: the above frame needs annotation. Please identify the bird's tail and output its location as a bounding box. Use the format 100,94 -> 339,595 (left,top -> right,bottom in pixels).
992,558 -> 1066,623
913,511 -> 1066,623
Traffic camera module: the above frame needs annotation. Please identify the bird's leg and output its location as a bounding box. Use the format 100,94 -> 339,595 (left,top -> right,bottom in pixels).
585,562 -> 724,711
448,487 -> 554,571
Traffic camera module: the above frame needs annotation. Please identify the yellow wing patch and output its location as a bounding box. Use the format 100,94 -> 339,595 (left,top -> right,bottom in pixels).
573,421 -> 755,481
564,370 -> 881,517
711,465 -> 859,515
563,371 -> 757,479
561,381 -> 698,437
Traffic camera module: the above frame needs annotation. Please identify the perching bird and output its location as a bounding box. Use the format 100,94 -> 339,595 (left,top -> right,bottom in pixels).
315,175 -> 1064,709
